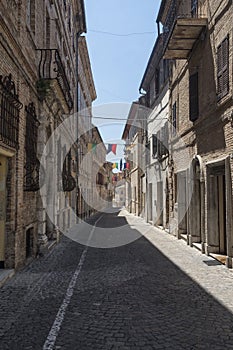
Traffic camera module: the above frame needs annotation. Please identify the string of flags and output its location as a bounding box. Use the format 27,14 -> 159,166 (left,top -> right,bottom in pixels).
87,143 -> 118,155
88,143 -> 97,153
112,160 -> 130,170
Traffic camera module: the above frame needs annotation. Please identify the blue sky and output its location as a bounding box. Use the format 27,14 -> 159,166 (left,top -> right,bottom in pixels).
84,0 -> 160,161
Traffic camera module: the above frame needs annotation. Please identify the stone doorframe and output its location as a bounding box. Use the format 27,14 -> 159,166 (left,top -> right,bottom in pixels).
206,156 -> 233,268
187,155 -> 205,252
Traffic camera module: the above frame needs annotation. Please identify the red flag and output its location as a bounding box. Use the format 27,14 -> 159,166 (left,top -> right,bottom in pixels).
111,144 -> 117,155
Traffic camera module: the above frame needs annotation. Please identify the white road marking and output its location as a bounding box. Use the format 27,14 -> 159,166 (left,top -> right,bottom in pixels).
43,214 -> 104,350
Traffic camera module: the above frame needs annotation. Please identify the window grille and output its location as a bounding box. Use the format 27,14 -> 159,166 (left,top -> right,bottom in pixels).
62,149 -> 76,192
0,74 -> 22,148
24,102 -> 40,191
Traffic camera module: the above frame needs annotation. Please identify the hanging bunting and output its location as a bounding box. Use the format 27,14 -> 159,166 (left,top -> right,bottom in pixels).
120,159 -> 123,171
112,162 -> 119,169
88,143 -> 97,153
107,144 -> 117,155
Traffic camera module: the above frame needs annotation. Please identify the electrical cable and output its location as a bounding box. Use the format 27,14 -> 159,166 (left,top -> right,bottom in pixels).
89,30 -> 155,37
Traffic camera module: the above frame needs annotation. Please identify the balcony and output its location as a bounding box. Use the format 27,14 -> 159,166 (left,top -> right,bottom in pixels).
37,49 -> 73,111
162,0 -> 207,59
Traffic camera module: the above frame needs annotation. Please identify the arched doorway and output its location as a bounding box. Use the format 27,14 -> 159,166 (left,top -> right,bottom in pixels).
189,155 -> 205,251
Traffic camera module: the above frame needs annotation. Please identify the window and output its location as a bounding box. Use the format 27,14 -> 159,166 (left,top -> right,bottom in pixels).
149,77 -> 156,106
152,134 -> 158,158
68,5 -> 71,32
46,12 -> 50,48
172,102 -> 177,133
217,35 -> 229,100
158,124 -> 169,158
163,60 -> 169,83
63,0 -> 67,11
0,74 -> 22,148
191,0 -> 198,18
27,0 -> 35,34
24,102 -> 40,191
62,148 -> 76,192
189,72 -> 199,122
146,140 -> 150,163
155,68 -> 160,95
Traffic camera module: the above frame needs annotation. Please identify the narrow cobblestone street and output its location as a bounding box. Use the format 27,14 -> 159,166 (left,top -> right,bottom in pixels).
1,209 -> 233,349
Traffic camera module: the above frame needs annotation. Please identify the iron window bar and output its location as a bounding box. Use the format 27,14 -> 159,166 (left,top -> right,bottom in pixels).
0,74 -> 23,149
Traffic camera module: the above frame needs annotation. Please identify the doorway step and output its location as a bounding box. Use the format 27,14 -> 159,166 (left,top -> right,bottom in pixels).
209,253 -> 226,265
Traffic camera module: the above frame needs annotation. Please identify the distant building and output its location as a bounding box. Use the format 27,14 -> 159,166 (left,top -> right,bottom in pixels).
113,180 -> 126,208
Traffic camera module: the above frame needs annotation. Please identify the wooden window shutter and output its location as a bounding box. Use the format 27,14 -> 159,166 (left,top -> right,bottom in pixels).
189,72 -> 199,122
217,35 -> 229,100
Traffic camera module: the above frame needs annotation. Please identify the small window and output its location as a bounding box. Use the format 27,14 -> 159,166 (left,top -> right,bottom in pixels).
189,72 -> 199,122
24,102 -> 40,191
27,0 -> 35,34
158,124 -> 169,158
149,77 -> 156,106
155,69 -> 160,95
46,13 -> 50,48
191,0 -> 198,18
63,0 -> 67,11
217,35 -> 229,100
172,102 -> 177,133
152,134 -> 158,158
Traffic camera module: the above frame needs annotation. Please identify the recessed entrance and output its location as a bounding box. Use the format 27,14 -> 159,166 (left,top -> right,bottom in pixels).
26,227 -> 34,258
208,164 -> 227,256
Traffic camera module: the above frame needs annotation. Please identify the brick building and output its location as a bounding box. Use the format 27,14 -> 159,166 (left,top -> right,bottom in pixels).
0,0 -> 96,269
139,34 -> 170,228
156,0 -> 233,266
124,0 -> 233,267
122,101 -> 148,216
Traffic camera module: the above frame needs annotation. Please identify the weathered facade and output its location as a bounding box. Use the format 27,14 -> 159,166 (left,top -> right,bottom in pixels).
0,0 -> 96,269
122,101 -> 148,217
91,126 -> 108,212
139,34 -> 170,228
157,0 -> 233,266
124,0 -> 233,267
76,36 -> 97,220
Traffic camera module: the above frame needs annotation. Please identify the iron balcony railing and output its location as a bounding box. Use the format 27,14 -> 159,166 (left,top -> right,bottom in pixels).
37,49 -> 73,111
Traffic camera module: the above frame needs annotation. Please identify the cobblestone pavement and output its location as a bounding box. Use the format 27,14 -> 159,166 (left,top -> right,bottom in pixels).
1,209 -> 233,349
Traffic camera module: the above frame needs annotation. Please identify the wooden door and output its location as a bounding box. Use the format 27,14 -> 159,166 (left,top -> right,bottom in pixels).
0,155 -> 7,268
